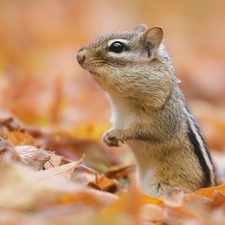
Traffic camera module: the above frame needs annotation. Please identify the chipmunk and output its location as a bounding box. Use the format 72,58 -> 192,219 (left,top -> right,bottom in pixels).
76,24 -> 215,197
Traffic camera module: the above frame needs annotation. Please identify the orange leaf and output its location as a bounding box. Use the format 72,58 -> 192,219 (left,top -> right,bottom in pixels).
195,184 -> 225,200
5,131 -> 34,146
102,184 -> 142,224
212,191 -> 225,208
59,190 -> 118,207
88,174 -> 119,193
142,194 -> 164,205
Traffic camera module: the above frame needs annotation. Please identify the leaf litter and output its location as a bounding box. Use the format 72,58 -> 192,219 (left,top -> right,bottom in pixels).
0,113 -> 224,224
0,2 -> 225,221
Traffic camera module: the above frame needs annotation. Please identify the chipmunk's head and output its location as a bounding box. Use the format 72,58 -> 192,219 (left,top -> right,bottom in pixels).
77,24 -> 177,108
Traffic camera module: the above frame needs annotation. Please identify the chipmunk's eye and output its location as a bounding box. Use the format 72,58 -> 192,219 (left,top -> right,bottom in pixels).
108,42 -> 125,53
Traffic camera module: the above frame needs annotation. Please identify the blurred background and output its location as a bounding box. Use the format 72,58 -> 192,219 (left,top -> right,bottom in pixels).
0,0 -> 224,157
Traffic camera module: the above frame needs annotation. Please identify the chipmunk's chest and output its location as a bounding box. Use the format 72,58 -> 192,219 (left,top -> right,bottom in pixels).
107,93 -> 136,128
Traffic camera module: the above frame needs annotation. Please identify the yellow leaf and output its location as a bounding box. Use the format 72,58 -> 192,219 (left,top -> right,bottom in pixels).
142,194 -> 163,205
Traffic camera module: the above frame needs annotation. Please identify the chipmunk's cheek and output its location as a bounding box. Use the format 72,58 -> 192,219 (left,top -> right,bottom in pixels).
88,63 -> 103,77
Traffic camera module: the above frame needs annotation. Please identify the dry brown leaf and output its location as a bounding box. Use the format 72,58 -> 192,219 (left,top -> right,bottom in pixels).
0,154 -> 117,212
0,138 -> 17,155
40,154 -> 85,180
0,159 -> 68,210
44,154 -> 63,169
54,138 -> 119,171
30,129 -> 120,172
104,164 -> 135,180
15,146 -> 53,170
88,174 -> 119,193
0,139 -> 20,162
0,116 -> 23,137
5,131 -> 34,146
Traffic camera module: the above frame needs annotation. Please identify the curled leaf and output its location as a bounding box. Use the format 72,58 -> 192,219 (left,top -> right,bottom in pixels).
88,174 -> 119,193
40,154 -> 85,180
15,146 -> 53,170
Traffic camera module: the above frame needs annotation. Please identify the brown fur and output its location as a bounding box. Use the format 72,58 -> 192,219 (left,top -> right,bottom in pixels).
76,24 -> 215,197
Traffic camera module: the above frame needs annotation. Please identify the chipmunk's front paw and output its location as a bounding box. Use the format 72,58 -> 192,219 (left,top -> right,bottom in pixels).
103,129 -> 122,147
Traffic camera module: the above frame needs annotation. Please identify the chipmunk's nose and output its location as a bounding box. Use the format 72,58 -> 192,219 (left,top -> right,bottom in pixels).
76,48 -> 87,64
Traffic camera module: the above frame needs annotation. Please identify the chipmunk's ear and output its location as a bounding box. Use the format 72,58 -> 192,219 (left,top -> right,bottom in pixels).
141,26 -> 163,48
132,24 -> 147,32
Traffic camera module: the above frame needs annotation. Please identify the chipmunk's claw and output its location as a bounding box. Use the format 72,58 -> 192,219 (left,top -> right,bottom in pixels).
103,130 -> 119,147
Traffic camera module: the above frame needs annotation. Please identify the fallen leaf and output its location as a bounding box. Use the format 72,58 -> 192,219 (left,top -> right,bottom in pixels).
0,116 -> 23,137
212,191 -> 225,208
0,154 -> 114,212
163,188 -> 191,207
72,165 -> 97,186
44,154 -> 63,169
195,184 -> 225,200
41,154 -> 85,180
5,131 -> 34,146
142,194 -> 164,205
59,189 -> 119,206
165,205 -> 200,222
102,184 -> 142,225
0,138 -> 16,155
55,138 -> 119,172
88,174 -> 119,193
141,204 -> 164,224
0,138 -> 20,161
182,192 -> 213,210
104,164 -> 135,180
15,145 -> 53,170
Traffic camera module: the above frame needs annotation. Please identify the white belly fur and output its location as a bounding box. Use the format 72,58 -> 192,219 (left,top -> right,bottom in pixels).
106,91 -> 164,196
126,140 -> 163,197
